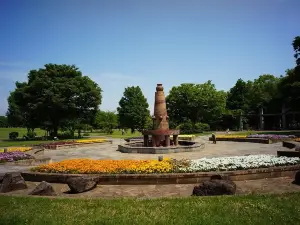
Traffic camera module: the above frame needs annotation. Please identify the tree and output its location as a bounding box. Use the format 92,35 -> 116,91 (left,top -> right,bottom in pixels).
226,79 -> 252,113
7,64 -> 102,136
249,74 -> 281,112
117,86 -> 150,133
94,110 -> 118,134
166,81 -> 227,127
278,36 -> 300,111
0,116 -> 8,128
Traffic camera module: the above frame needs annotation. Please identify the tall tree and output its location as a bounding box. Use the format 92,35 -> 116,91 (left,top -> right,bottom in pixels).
278,36 -> 300,111
117,86 -> 150,133
226,78 -> 252,113
249,74 -> 281,112
7,64 -> 102,136
166,81 -> 227,126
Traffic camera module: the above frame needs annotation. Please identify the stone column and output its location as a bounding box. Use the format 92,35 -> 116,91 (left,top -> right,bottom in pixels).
165,135 -> 170,147
143,135 -> 149,147
259,108 -> 264,130
152,136 -> 156,147
282,104 -> 287,130
173,135 -> 178,146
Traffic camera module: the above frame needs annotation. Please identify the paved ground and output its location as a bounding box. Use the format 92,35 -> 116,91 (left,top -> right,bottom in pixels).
1,177 -> 300,199
0,136 -> 289,174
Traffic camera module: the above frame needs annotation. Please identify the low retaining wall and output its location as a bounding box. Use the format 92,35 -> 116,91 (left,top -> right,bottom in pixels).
282,141 -> 300,149
118,142 -> 205,154
209,137 -> 271,144
208,137 -> 294,144
278,141 -> 300,157
0,157 -> 51,166
21,164 -> 300,185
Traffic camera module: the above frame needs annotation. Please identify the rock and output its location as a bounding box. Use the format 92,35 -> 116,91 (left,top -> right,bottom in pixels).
0,172 -> 27,193
294,171 -> 300,185
295,145 -> 300,152
210,174 -> 229,180
192,179 -> 236,196
29,181 -> 56,196
67,177 -> 97,193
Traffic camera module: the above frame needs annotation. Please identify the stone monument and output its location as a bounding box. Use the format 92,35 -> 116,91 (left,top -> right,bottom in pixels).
142,84 -> 180,147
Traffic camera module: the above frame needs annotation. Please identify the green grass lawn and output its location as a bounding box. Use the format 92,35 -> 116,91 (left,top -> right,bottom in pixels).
0,128 -> 45,140
0,193 -> 300,225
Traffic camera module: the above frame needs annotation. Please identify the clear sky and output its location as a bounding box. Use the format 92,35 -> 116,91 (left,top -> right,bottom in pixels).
0,0 -> 299,115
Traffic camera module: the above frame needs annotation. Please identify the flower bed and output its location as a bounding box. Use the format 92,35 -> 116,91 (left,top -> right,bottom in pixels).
246,134 -> 296,139
216,135 -> 247,138
0,151 -> 34,163
42,139 -> 109,149
32,158 -> 173,174
178,155 -> 300,172
32,155 -> 300,174
0,147 -> 33,153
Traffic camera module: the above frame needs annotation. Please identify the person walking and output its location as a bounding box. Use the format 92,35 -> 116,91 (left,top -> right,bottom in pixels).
212,133 -> 217,144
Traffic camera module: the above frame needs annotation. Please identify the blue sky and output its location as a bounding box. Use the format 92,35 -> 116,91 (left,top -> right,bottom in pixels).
0,0 -> 298,115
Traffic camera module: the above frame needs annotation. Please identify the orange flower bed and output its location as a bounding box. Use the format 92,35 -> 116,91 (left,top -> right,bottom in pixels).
33,158 -> 173,174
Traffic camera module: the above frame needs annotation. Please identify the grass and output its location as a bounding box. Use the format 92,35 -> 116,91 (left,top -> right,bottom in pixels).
0,128 -> 45,140
0,193 -> 300,225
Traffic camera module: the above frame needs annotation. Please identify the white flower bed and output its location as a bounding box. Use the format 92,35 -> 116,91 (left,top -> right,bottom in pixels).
179,155 -> 300,172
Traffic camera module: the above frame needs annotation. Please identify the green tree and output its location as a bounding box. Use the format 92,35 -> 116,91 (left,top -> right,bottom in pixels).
0,116 -> 8,127
94,110 -> 118,134
7,64 -> 102,136
166,81 -> 227,126
117,86 -> 150,133
226,79 -> 252,113
278,36 -> 300,111
249,74 -> 281,112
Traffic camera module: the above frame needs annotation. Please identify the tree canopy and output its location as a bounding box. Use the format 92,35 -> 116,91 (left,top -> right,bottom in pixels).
7,64 -> 102,136
117,86 -> 150,132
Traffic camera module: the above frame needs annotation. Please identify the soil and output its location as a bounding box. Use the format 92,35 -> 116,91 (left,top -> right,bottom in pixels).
1,177 -> 300,199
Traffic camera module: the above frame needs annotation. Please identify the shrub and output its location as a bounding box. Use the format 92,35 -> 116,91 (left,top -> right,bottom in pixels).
8,132 -> 19,140
194,122 -> 210,132
26,130 -> 36,139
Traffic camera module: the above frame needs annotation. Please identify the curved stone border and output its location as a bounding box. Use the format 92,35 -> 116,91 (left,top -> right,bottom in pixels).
0,157 -> 51,166
21,164 -> 300,185
118,142 -> 205,154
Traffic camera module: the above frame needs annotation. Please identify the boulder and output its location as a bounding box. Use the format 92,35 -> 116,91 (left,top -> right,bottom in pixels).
192,179 -> 236,196
29,181 -> 56,196
0,172 -> 27,193
294,171 -> 300,185
67,177 -> 97,193
210,174 -> 229,180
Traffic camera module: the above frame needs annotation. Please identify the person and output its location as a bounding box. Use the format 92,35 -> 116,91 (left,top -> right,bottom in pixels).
212,133 -> 217,144
121,129 -> 125,135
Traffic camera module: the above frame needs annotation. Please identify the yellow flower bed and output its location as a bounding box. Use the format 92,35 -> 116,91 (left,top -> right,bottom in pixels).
33,158 -> 173,174
216,135 -> 247,138
170,135 -> 195,140
0,147 -> 33,153
75,139 -> 108,144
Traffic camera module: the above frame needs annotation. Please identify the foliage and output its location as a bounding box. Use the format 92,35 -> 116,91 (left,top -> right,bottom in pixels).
0,116 -> 8,128
194,122 -> 210,131
166,81 -> 227,126
8,132 -> 18,140
117,86 -> 150,132
226,79 -> 252,113
7,64 -> 102,136
94,110 -> 118,134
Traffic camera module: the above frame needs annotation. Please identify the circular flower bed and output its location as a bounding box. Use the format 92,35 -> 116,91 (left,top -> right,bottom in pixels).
0,151 -> 34,163
32,155 -> 300,174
